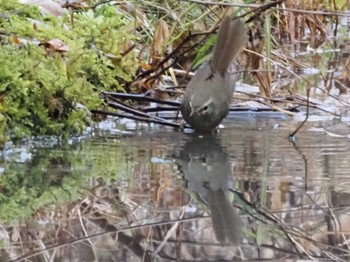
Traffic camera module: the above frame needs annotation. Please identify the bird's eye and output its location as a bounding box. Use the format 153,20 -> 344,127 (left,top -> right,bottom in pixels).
202,105 -> 208,111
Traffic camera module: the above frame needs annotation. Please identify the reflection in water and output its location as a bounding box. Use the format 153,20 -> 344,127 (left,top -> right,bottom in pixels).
3,118 -> 350,261
178,135 -> 242,244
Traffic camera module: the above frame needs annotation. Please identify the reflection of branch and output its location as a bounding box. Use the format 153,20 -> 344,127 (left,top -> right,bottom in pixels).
11,208 -> 346,262
231,190 -> 347,258
118,233 -> 152,262
288,133 -> 308,186
153,207 -> 186,255
290,141 -> 339,248
233,191 -> 306,255
78,202 -> 153,262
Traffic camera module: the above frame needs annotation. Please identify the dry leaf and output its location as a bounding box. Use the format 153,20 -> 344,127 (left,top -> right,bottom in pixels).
150,19 -> 170,66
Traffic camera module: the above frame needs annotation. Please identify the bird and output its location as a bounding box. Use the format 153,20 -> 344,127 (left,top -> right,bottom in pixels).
180,16 -> 248,132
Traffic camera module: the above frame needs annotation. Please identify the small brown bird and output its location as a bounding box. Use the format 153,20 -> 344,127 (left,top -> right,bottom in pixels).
181,16 -> 248,132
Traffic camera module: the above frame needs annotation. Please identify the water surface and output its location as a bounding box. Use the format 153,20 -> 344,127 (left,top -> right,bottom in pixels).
1,114 -> 350,261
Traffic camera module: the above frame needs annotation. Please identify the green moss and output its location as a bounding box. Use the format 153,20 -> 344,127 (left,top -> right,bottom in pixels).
0,0 -> 138,144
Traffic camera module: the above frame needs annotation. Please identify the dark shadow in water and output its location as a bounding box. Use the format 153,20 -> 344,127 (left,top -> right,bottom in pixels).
177,135 -> 242,244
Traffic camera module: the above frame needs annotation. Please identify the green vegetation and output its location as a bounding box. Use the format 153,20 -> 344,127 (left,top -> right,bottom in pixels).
0,0 -> 138,145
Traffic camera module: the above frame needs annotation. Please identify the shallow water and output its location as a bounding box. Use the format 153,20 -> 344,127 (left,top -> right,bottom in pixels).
1,114 -> 350,261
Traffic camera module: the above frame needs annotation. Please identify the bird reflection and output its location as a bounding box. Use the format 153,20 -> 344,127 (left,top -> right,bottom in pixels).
178,135 -> 242,244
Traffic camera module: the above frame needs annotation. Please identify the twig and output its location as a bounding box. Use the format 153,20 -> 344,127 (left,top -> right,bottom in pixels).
257,100 -> 296,116
90,109 -> 182,129
289,88 -> 310,138
101,91 -> 180,107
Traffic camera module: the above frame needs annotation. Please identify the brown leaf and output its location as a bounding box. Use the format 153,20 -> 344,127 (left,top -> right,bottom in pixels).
12,35 -> 21,45
40,38 -> 70,54
150,19 -> 170,66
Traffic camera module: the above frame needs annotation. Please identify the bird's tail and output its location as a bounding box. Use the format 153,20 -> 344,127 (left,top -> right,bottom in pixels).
211,16 -> 248,75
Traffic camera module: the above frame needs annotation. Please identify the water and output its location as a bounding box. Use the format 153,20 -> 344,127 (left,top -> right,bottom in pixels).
1,115 -> 350,261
